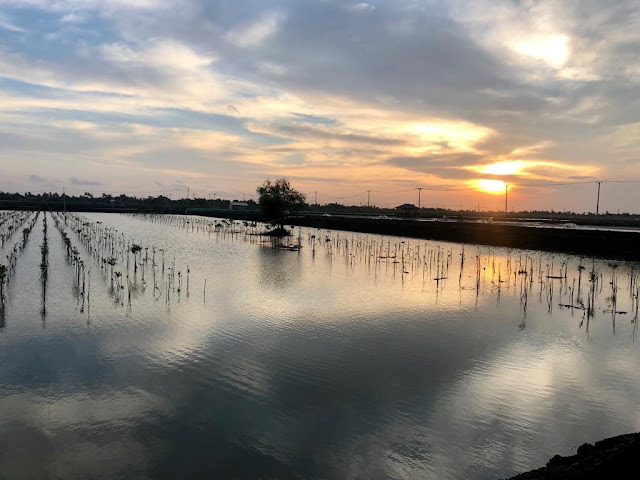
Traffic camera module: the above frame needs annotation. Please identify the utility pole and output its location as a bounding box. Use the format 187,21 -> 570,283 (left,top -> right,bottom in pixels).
313,191 -> 318,205
417,187 -> 423,208
186,187 -> 189,214
366,190 -> 371,207
505,183 -> 509,213
596,181 -> 602,215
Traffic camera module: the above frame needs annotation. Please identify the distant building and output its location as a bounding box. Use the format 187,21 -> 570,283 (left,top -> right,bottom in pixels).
229,201 -> 250,211
396,203 -> 419,217
395,203 -> 419,211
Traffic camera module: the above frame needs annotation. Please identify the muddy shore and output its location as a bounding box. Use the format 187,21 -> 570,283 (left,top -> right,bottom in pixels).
287,215 -> 640,261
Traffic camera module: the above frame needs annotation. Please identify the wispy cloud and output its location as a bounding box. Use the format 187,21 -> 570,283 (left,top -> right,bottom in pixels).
70,177 -> 102,186
349,3 -> 376,13
225,11 -> 285,48
0,12 -> 25,32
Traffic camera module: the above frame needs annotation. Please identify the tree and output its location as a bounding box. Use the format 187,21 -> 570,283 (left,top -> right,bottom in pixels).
256,178 -> 306,228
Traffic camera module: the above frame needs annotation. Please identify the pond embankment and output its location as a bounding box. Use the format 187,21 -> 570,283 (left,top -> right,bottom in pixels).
287,215 -> 640,260
506,432 -> 640,479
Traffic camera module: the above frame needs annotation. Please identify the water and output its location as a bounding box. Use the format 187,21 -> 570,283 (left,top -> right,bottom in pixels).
0,211 -> 639,479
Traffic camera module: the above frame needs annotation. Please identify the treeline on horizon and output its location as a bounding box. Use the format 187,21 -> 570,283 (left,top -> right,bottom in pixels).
0,190 -> 638,217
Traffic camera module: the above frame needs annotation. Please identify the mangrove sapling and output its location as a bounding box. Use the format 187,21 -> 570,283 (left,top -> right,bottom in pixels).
131,243 -> 142,274
152,264 -> 159,293
107,257 -> 117,282
41,214 -> 49,315
22,227 -> 31,248
0,264 -> 7,306
577,264 -> 585,296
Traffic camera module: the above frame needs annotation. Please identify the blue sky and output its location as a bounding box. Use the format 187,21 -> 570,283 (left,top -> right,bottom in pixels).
0,0 -> 639,211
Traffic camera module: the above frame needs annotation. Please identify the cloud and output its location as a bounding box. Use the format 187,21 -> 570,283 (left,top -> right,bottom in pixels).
0,0 -> 638,210
568,175 -> 597,181
257,61 -> 287,76
226,105 -> 240,116
100,40 -> 215,72
70,177 -> 102,186
0,12 -> 25,32
29,174 -> 46,183
60,12 -> 87,24
225,11 -> 285,48
249,122 -> 406,147
349,3 -> 376,12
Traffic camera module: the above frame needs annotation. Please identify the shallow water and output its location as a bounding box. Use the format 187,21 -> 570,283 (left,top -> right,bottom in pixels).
0,211 -> 639,479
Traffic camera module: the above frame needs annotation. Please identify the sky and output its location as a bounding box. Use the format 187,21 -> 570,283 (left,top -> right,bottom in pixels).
0,0 -> 639,212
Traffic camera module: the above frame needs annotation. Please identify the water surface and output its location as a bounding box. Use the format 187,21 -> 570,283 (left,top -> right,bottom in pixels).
0,211 -> 638,479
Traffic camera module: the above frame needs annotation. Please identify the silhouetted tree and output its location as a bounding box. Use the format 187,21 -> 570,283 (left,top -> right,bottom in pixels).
257,178 -> 306,228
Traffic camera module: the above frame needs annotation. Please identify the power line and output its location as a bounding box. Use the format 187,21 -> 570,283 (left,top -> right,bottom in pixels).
371,188 -> 415,194
320,191 -> 368,200
597,180 -> 640,183
517,180 -> 596,187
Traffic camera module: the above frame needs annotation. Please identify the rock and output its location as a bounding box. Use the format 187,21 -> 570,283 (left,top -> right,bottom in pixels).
507,432 -> 640,479
547,454 -> 573,467
576,443 -> 595,457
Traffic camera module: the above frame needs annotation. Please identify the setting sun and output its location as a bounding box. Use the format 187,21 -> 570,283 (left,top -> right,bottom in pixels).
473,179 -> 507,194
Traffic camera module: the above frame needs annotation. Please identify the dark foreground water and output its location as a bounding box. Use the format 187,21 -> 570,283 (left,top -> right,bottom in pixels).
0,212 -> 639,479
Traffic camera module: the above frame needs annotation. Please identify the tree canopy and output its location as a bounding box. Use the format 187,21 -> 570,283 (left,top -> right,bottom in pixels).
256,178 -> 306,226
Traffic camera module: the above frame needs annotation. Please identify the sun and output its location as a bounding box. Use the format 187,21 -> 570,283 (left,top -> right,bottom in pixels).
473,179 -> 507,194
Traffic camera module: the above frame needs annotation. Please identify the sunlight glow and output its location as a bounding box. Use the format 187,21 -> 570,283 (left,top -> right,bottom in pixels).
407,121 -> 493,151
514,34 -> 569,69
480,161 -> 526,175
473,179 -> 507,194
466,159 -> 593,181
